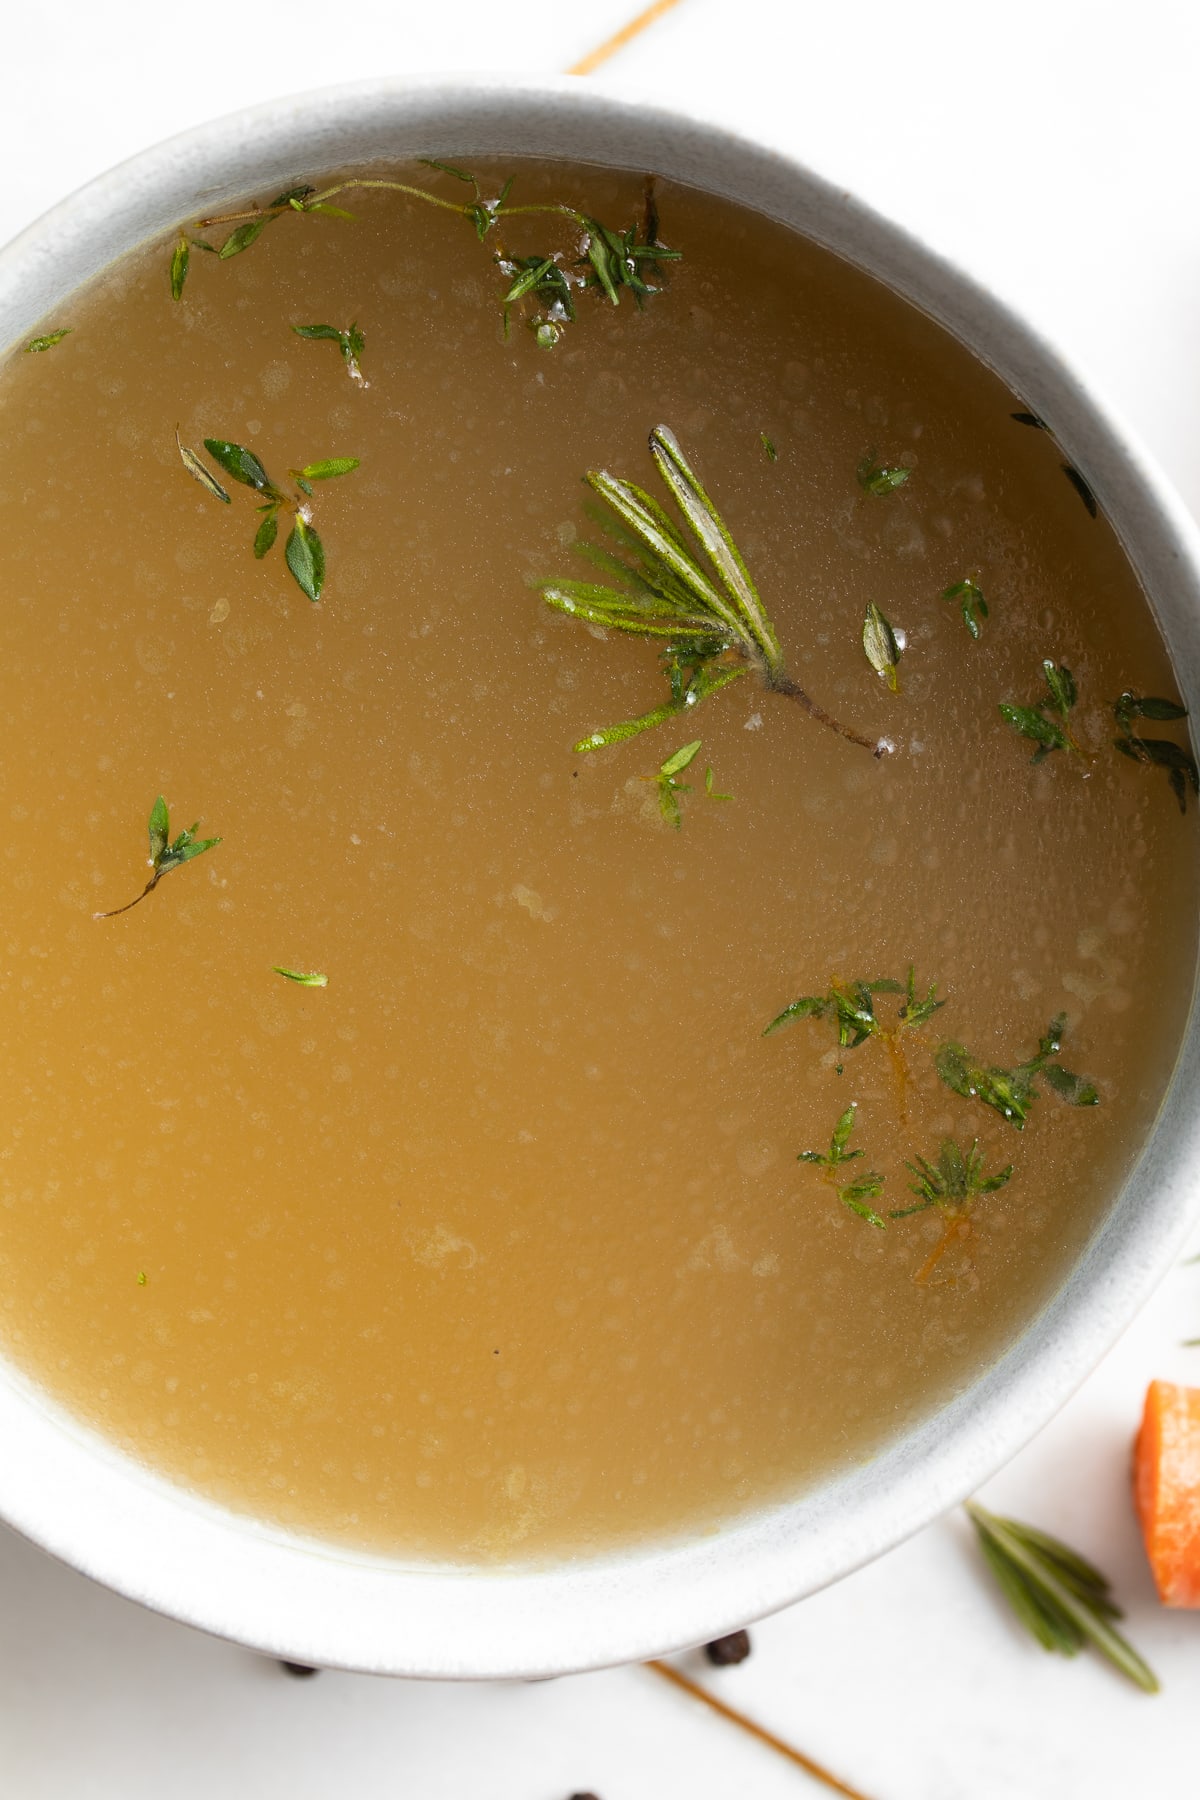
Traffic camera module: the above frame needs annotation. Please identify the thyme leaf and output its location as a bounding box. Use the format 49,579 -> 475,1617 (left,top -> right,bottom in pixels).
966,1503 -> 1158,1692
892,1139 -> 1012,1217
857,452 -> 910,495
935,1014 -> 1098,1129
94,796 -> 220,920
798,1104 -> 887,1228
273,967 -> 328,987
942,576 -> 988,639
285,517 -> 325,602
999,659 -> 1083,762
544,426 -> 881,757
1112,690 -> 1198,813
765,967 -> 941,1049
760,433 -> 778,462
293,321 -> 366,383
170,237 -> 189,302
862,602 -> 902,691
25,328 -> 71,353
645,739 -> 730,828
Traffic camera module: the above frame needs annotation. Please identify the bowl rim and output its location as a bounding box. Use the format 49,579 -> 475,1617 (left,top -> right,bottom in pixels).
1,70 -> 1198,1679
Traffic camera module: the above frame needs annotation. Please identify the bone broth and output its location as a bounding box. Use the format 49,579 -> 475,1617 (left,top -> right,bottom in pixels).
0,160 -> 1194,1562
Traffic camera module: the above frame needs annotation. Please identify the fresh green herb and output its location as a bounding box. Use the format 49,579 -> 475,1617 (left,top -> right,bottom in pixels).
136,1270 -> 147,1286
94,796 -> 220,920
704,765 -> 732,801
1061,464 -> 1099,518
798,1104 -> 887,1228
999,659 -> 1085,761
889,1139 -> 1012,1218
190,437 -> 359,602
170,237 -> 189,302
25,328 -> 71,353
272,967 -> 329,987
645,739 -> 731,828
966,1502 -> 1158,1692
182,167 -> 679,348
765,966 -> 942,1049
862,602 -> 902,691
942,576 -> 988,640
293,321 -> 366,384
857,452 -> 910,495
760,433 -> 778,462
936,1014 -> 1099,1129
1112,690 -> 1198,814
543,425 -> 883,758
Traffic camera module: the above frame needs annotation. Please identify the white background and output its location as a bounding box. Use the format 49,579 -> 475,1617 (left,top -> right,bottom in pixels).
3,3 -> 1200,1794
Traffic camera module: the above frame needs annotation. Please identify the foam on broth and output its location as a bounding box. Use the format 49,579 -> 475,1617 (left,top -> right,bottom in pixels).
0,160 -> 1193,1561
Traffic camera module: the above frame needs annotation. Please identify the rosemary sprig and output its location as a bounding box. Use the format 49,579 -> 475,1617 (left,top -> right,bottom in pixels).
890,1138 -> 1012,1218
174,166 -> 678,348
94,796 -> 219,920
966,1502 -> 1158,1692
798,1104 -> 887,1228
936,1014 -> 1098,1128
177,435 -> 359,602
941,576 -> 988,639
543,426 -> 885,757
1000,659 -> 1085,761
293,321 -> 366,384
1112,690 -> 1198,813
862,602 -> 902,691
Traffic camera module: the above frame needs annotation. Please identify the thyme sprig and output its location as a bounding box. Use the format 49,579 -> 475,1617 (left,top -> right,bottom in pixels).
543,426 -> 885,757
94,796 -> 219,920
646,739 -> 731,828
1000,660 -> 1085,761
1112,690 -> 1198,813
177,435 -> 359,602
936,1014 -> 1098,1129
798,1105 -> 887,1228
293,321 -> 366,384
764,967 -> 943,1048
966,1502 -> 1158,1692
891,1138 -> 1012,1218
174,166 -> 678,349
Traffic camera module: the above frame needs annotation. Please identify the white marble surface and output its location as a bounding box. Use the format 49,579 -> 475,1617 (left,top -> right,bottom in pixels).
3,2 -> 1200,1793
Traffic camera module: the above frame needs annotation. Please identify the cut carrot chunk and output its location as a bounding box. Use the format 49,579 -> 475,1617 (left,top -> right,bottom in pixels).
1134,1380 -> 1200,1608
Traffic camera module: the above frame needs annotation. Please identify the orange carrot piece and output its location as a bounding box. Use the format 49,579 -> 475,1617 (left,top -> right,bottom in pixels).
1134,1379 -> 1200,1607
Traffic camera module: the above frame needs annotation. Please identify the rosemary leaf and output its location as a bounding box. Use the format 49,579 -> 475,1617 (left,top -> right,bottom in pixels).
966,1503 -> 1158,1693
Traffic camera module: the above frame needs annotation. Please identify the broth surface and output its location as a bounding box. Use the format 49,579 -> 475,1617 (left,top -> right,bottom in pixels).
0,162 -> 1194,1560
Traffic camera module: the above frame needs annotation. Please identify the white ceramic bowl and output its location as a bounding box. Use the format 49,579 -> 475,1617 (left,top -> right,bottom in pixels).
1,73 -> 1199,1679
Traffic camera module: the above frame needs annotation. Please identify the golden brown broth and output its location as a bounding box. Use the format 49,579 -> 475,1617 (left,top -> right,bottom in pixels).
0,162 -> 1194,1561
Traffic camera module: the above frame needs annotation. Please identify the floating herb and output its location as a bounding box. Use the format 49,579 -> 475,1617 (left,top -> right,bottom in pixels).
862,602 -> 902,691
543,426 -> 884,757
184,436 -> 359,603
182,166 -> 678,349
942,576 -> 988,640
25,328 -> 71,353
966,1502 -> 1158,1693
1112,690 -> 1198,814
765,967 -> 942,1049
646,739 -> 729,828
94,796 -> 220,920
798,1104 -> 887,1228
136,1270 -> 147,1286
890,1139 -> 1012,1218
170,237 -> 189,302
936,1014 -> 1098,1129
760,434 -> 778,462
273,967 -> 329,987
999,659 -> 1085,761
857,452 -> 910,495
293,321 -> 366,384
1061,464 -> 1099,518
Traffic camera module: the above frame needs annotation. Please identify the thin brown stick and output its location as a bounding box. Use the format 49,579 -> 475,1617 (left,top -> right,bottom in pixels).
769,672 -> 889,757
94,872 -> 161,921
567,0 -> 688,75
644,1660 -> 880,1800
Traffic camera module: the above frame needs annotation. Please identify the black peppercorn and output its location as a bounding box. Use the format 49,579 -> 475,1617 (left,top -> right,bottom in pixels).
704,1628 -> 752,1666
280,1661 -> 319,1678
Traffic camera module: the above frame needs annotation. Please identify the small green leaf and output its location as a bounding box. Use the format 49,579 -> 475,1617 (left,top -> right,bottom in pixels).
299,457 -> 360,481
863,602 -> 902,691
170,237 -> 189,302
253,511 -> 279,558
942,577 -> 988,640
176,432 -> 230,504
292,323 -> 343,341
760,434 -> 778,462
148,796 -> 170,865
272,967 -> 328,987
203,439 -> 274,493
659,739 -> 703,779
285,517 -> 325,602
219,219 -> 268,259
857,453 -> 910,495
25,328 -> 71,353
